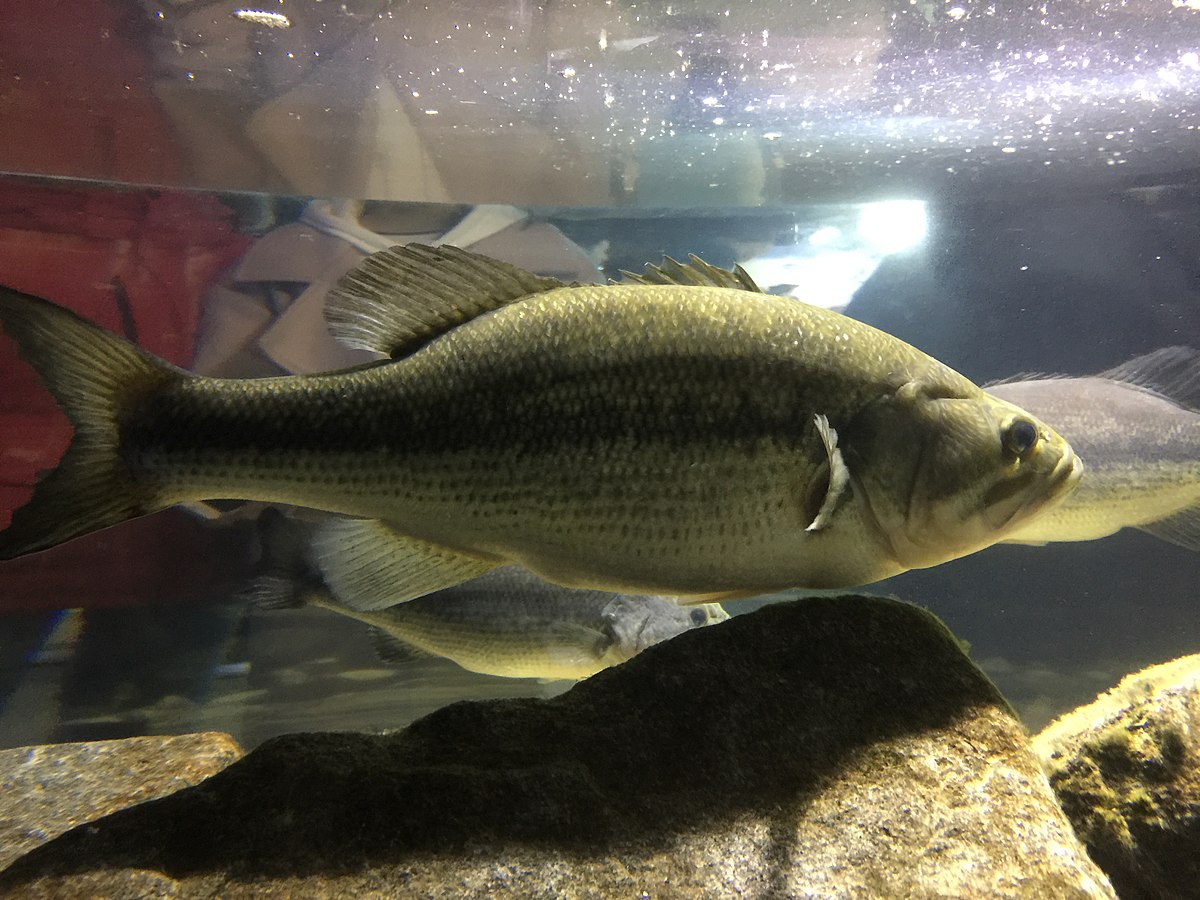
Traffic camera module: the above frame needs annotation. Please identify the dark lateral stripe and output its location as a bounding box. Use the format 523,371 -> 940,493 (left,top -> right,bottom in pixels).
119,361 -> 831,460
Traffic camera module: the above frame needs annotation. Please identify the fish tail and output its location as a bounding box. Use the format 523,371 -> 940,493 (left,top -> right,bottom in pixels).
0,287 -> 177,559
241,508 -> 315,610
242,573 -> 307,611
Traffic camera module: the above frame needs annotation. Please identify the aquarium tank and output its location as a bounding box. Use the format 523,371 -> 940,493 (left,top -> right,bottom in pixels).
0,1 -> 1198,890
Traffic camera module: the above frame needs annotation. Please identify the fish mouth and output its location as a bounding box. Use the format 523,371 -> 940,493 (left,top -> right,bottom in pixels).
1002,447 -> 1083,531
1048,447 -> 1084,500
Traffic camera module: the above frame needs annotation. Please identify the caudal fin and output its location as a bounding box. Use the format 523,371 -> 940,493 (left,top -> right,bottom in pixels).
241,508 -> 318,610
0,287 -> 177,559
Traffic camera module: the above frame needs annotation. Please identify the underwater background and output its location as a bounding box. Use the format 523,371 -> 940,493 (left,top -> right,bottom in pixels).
0,0 -> 1198,751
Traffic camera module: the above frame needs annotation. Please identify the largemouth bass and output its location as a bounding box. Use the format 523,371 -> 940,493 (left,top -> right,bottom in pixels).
0,245 -> 1080,602
991,346 -> 1199,550
250,509 -> 728,681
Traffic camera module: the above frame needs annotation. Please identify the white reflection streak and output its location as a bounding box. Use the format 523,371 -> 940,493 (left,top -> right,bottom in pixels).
233,10 -> 291,29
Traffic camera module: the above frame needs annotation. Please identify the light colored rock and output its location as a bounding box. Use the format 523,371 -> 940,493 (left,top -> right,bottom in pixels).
1034,653 -> 1200,899
0,732 -> 243,872
0,597 -> 1113,898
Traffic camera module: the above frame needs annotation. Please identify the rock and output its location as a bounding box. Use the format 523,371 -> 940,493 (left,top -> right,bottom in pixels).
0,732 -> 242,870
1033,654 -> 1200,899
0,596 -> 1113,898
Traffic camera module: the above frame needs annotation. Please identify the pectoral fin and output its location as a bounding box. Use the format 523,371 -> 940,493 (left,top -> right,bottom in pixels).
805,414 -> 850,533
544,622 -> 614,660
311,517 -> 497,611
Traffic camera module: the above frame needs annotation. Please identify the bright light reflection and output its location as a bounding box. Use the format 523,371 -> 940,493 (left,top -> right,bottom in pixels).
857,200 -> 928,255
740,250 -> 882,310
808,225 -> 841,247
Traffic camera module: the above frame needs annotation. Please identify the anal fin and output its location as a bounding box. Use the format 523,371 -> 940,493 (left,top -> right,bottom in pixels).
1138,505 -> 1200,552
367,627 -> 436,665
312,518 -> 497,610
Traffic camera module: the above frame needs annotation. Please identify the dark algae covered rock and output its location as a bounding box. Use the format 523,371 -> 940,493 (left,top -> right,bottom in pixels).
0,597 -> 1114,898
1035,655 -> 1200,900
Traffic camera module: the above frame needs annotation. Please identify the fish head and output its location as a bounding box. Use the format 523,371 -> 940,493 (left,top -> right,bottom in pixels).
602,596 -> 730,657
847,382 -> 1082,570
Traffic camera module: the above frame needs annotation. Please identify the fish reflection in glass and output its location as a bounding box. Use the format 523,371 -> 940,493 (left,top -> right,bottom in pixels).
991,347 -> 1200,550
248,508 -> 728,681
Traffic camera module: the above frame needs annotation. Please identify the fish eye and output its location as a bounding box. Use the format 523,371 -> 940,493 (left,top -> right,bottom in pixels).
689,608 -> 708,626
1003,419 -> 1040,458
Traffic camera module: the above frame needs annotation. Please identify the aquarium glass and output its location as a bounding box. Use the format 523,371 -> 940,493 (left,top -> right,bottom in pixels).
0,0 -> 1198,748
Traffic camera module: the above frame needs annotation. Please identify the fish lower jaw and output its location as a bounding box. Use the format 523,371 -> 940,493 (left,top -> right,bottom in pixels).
1040,450 -> 1084,509
999,451 -> 1085,536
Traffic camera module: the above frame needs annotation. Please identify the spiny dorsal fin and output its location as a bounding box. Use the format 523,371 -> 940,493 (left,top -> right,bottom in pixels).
326,244 -> 566,358
1099,346 -> 1200,411
987,347 -> 1200,411
616,255 -> 763,292
983,372 -> 1066,388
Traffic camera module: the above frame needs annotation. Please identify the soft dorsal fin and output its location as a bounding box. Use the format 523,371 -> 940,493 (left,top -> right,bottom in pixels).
617,255 -> 763,292
325,244 -> 566,358
985,347 -> 1200,409
1098,346 -> 1200,410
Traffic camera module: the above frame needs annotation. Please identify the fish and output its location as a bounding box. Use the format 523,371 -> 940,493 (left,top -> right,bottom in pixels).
0,244 -> 1081,604
249,509 -> 729,681
989,347 -> 1200,550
